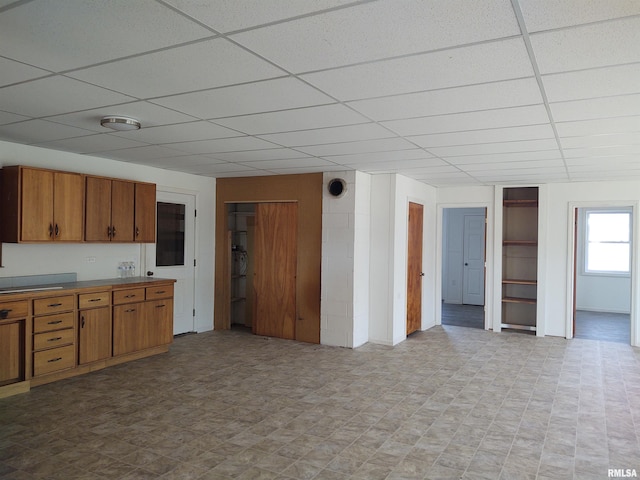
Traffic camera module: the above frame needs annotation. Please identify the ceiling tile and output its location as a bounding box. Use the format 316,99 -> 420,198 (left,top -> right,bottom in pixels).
543,63 -> 640,103
0,119 -> 94,144
530,17 -> 640,74
0,57 -> 50,87
239,157 -> 332,170
210,169 -> 275,178
445,150 -> 564,165
555,117 -> 640,137
349,158 -> 447,171
297,137 -> 418,157
460,159 -> 564,171
563,145 -> 640,158
428,138 -> 560,157
561,132 -> 640,149
519,0 -> 640,32
167,162 -> 256,175
34,133 -> 149,154
258,123 -> 396,147
382,105 -> 550,136
95,145 -> 188,162
347,78 -> 543,121
566,156 -> 639,167
131,154 -> 226,168
267,164 -> 349,175
162,0 -> 356,33
302,37 -> 533,101
168,136 -> 280,155
550,94 -> 640,122
320,149 -> 433,165
232,0 -> 520,72
410,124 -> 555,148
151,77 -> 334,120
0,0 -> 213,72
69,39 -> 285,99
209,148 -> 310,163
214,104 -> 369,135
47,101 -> 199,133
110,121 -> 241,144
0,110 -> 30,126
0,76 -> 134,117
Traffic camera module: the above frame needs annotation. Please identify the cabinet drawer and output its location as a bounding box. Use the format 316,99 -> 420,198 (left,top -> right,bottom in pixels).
113,288 -> 145,305
34,328 -> 74,351
78,291 -> 110,309
34,312 -> 74,333
33,295 -> 74,315
0,300 -> 29,320
33,344 -> 75,376
145,285 -> 173,300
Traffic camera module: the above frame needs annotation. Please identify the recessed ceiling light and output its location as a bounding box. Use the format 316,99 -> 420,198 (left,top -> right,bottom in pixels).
100,116 -> 141,131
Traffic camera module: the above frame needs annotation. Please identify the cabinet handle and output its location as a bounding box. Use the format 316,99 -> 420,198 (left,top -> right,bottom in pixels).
47,357 -> 62,363
81,316 -> 85,328
88,298 -> 102,302
155,291 -> 165,294
135,227 -> 140,237
49,224 -> 54,238
55,224 -> 60,237
0,309 -> 11,319
112,226 -> 116,237
125,308 -> 136,313
48,337 -> 62,342
124,294 -> 136,298
48,320 -> 62,325
107,225 -> 112,237
48,303 -> 63,307
156,304 -> 166,308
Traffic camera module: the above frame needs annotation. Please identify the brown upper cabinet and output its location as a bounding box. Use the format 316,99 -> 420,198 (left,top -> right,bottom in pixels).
134,183 -> 156,243
0,166 -> 84,243
85,177 -> 135,242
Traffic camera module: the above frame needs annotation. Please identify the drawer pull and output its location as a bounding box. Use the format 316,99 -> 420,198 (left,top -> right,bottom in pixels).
48,357 -> 62,363
48,337 -> 63,342
88,298 -> 102,302
48,303 -> 63,307
124,294 -> 136,298
0,309 -> 11,319
48,320 -> 63,325
156,304 -> 166,308
155,291 -> 165,294
125,308 -> 136,313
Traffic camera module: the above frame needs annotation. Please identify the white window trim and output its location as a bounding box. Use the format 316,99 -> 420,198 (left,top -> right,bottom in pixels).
583,208 -> 632,277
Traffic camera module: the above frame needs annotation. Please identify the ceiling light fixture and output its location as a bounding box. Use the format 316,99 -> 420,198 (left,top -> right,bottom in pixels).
100,116 -> 141,131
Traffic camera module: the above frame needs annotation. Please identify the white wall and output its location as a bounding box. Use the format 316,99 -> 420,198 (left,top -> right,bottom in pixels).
369,174 -> 436,345
575,207 -> 631,313
0,140 -> 216,333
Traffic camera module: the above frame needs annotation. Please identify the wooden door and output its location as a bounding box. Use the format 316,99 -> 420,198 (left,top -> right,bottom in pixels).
146,299 -> 174,348
85,177 -> 112,241
21,168 -> 54,241
111,180 -> 135,242
253,203 -> 297,340
53,172 -> 84,242
406,202 -> 424,335
134,183 -> 156,242
0,321 -> 24,386
78,307 -> 112,364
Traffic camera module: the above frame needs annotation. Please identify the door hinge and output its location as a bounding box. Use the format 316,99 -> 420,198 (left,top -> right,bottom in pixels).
194,259 -> 196,267
192,309 -> 195,317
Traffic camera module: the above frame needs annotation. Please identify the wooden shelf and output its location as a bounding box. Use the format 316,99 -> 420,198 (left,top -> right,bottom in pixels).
502,296 -> 536,305
503,199 -> 538,207
231,274 -> 246,280
231,297 -> 245,303
502,279 -> 537,285
503,240 -> 537,246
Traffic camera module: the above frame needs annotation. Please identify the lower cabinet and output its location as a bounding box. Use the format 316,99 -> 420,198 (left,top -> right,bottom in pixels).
32,295 -> 76,377
147,299 -> 174,349
0,320 -> 25,386
113,298 -> 174,355
78,306 -> 112,364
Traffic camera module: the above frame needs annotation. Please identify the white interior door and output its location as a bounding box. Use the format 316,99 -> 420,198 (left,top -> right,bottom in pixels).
462,214 -> 486,305
145,191 -> 196,335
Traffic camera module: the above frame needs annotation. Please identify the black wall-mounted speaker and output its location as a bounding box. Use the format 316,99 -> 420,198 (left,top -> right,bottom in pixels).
327,178 -> 347,198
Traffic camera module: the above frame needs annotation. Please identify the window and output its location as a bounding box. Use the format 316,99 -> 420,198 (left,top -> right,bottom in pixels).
585,210 -> 631,275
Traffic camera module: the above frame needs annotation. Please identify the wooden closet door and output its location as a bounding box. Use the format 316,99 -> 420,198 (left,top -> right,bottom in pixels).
406,202 -> 424,335
253,203 -> 297,340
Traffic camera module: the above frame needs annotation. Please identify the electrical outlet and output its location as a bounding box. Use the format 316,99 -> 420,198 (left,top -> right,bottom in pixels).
85,256 -> 96,263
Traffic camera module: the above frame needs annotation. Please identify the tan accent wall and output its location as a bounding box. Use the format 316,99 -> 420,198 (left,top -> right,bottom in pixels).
214,174 -> 322,344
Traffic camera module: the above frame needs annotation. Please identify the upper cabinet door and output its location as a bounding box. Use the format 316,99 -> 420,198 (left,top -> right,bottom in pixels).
85,176 -> 112,242
134,183 -> 156,243
53,172 -> 84,242
20,168 -> 54,242
111,180 -> 135,242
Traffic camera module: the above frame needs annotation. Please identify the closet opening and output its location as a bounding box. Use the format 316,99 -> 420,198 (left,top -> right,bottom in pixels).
227,203 -> 256,333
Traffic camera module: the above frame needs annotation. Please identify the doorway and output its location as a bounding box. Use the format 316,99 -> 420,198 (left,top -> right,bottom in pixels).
145,191 -> 196,335
441,207 -> 486,329
572,207 -> 632,343
407,202 -> 424,336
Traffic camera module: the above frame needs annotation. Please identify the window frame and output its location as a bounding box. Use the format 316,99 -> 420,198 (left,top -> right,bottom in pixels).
583,208 -> 632,277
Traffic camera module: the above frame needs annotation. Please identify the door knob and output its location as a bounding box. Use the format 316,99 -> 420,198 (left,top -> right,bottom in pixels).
464,263 -> 469,266
419,272 -> 425,277
147,271 -> 154,276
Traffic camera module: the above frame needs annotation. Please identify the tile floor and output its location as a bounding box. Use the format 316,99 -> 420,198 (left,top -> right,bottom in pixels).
1,326 -> 640,480
441,304 -> 484,329
575,311 -> 630,344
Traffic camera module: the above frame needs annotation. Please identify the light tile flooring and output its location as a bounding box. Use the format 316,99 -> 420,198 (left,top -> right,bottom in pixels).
2,326 -> 640,480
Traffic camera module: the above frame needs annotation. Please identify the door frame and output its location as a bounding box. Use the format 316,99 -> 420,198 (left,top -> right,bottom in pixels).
436,202 -> 493,330
565,201 -> 638,346
141,186 -> 198,334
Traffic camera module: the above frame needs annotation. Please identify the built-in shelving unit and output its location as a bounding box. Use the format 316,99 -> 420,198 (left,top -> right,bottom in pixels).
501,187 -> 539,332
227,204 -> 255,328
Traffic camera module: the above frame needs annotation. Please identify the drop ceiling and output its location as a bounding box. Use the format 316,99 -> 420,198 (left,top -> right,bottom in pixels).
0,0 -> 638,187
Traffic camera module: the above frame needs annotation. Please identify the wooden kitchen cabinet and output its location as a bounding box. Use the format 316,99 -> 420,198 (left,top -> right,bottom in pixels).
0,166 -> 84,243
0,299 -> 29,388
113,301 -> 144,356
135,183 -> 156,243
78,306 -> 112,365
85,177 -> 134,242
32,294 -> 76,377
146,299 -> 174,349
